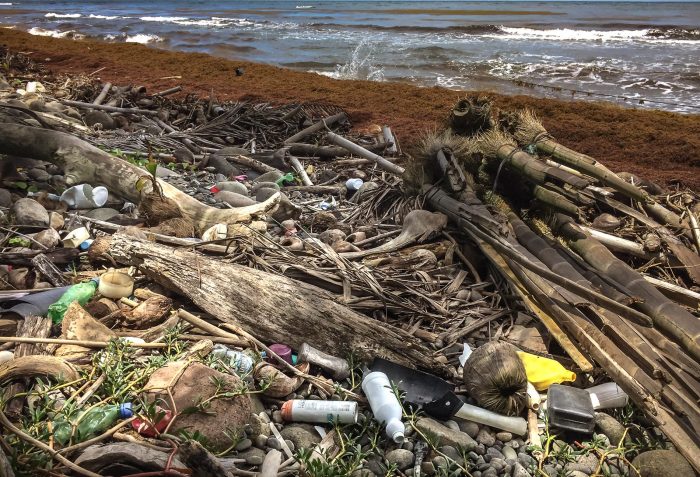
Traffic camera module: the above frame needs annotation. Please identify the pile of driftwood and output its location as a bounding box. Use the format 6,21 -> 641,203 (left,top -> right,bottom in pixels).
0,47 -> 699,475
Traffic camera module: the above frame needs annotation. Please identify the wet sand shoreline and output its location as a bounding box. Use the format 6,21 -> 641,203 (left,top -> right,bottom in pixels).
1,28 -> 698,189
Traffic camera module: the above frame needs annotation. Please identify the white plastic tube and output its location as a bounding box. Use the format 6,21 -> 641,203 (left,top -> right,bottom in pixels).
586,382 -> 629,410
526,382 -> 542,411
362,371 -> 405,443
454,402 -> 528,436
281,400 -> 358,424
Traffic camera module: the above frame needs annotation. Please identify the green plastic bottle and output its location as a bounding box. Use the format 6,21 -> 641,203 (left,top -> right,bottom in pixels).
47,279 -> 99,324
53,403 -> 133,446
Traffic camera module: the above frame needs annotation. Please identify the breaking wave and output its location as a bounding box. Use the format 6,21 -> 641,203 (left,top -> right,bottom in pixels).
124,33 -> 163,44
28,27 -> 84,38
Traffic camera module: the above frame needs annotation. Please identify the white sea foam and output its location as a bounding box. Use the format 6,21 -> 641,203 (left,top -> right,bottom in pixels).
28,27 -> 83,38
139,16 -> 187,22
326,41 -> 384,81
45,12 -> 82,18
491,26 -> 697,44
88,14 -> 123,20
0,3 -> 14,6
124,33 -> 162,44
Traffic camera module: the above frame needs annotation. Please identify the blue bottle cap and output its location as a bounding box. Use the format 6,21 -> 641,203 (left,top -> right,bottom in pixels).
79,239 -> 94,251
119,403 -> 133,418
291,354 -> 298,365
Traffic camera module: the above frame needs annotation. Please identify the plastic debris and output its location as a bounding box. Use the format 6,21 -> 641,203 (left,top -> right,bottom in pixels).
47,279 -> 99,324
518,351 -> 577,391
281,399 -> 358,424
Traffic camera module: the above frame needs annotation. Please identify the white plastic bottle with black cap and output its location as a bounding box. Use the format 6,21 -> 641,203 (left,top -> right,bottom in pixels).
362,371 -> 405,443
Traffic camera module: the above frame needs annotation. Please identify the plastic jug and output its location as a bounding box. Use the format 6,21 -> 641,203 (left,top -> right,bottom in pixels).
362,371 -> 405,443
586,382 -> 629,410
547,385 -> 595,434
517,351 -> 576,391
60,184 -> 109,209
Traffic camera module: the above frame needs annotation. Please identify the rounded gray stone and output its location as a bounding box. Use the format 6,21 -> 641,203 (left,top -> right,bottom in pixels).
385,448 -> 415,470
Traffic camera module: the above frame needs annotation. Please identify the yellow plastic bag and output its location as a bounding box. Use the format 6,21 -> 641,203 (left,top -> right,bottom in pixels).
517,351 -> 576,391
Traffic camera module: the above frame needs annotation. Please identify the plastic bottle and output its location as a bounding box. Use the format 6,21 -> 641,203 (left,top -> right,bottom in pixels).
53,403 -> 132,445
362,371 -> 405,443
517,351 -> 577,391
131,407 -> 172,438
47,279 -> 99,324
60,184 -> 109,209
281,399 -> 358,424
62,227 -> 91,248
586,382 -> 629,410
211,344 -> 254,374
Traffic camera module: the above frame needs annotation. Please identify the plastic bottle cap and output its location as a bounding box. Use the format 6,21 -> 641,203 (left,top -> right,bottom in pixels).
281,400 -> 292,421
269,344 -> 293,364
119,403 -> 134,418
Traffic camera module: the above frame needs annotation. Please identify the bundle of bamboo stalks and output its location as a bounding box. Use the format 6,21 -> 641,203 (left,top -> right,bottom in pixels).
408,99 -> 700,471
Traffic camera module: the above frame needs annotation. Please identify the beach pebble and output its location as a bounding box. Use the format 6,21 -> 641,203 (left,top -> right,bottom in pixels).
32,227 -> 60,250
415,418 -> 476,450
239,447 -> 265,466
253,434 -> 268,449
254,170 -> 283,184
476,427 -> 496,447
215,190 -> 256,207
385,449 -> 414,470
495,431 -> 512,442
84,208 -> 121,221
595,412 -> 626,446
0,189 -> 12,208
235,438 -> 252,451
439,445 -> 461,462
458,420 -> 480,438
11,198 -> 49,227
215,181 -> 248,195
631,449 -> 694,477
502,445 -> 517,462
28,167 -> 50,182
512,463 -> 532,477
279,424 -> 320,450
421,461 -> 436,475
85,110 -> 115,130
266,437 -> 282,450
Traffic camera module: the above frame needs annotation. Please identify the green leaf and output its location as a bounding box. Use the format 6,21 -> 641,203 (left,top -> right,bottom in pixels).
8,237 -> 31,247
146,161 -> 158,178
13,181 -> 28,190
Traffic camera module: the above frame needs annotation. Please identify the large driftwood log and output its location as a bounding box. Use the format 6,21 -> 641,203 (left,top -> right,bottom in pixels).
0,124 -> 279,231
105,234 -> 446,374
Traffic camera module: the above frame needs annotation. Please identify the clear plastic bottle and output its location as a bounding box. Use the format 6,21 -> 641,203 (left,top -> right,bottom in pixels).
586,382 -> 629,409
47,279 -> 99,324
210,344 -> 254,374
53,403 -> 133,445
362,371 -> 405,443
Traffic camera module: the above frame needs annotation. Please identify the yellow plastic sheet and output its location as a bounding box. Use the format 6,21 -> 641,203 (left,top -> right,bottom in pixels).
518,351 -> 576,391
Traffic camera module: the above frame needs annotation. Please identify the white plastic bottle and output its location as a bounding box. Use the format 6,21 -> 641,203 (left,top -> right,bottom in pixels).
362,371 -> 405,443
586,382 -> 629,410
281,399 -> 358,424
60,184 -> 109,209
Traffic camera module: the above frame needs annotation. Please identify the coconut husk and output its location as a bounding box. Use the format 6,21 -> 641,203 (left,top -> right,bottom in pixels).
463,341 -> 528,416
138,191 -> 183,226
148,217 -> 196,238
449,95 -> 495,136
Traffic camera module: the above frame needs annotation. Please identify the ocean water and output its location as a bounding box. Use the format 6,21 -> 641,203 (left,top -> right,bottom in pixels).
1,1 -> 699,112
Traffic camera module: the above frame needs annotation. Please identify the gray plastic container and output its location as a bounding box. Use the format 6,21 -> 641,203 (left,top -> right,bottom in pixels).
547,384 -> 595,434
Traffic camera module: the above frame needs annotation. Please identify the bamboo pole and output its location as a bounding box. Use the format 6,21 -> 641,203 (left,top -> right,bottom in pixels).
556,217 -> 700,363
284,112 -> 347,145
59,99 -> 160,116
92,82 -> 111,105
579,226 -> 653,260
325,132 -> 405,175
